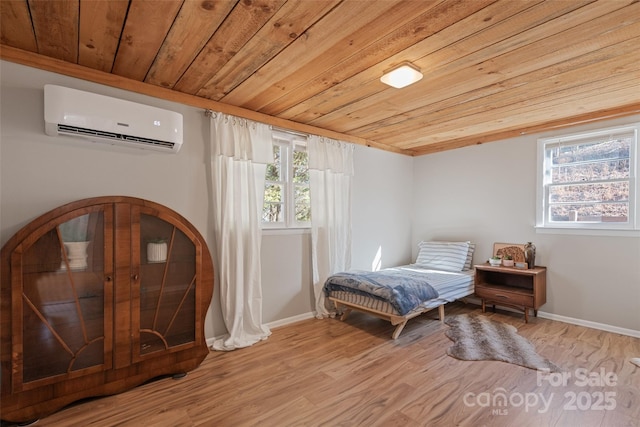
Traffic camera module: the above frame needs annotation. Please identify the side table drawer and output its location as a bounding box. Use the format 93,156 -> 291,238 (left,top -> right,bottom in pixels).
475,287 -> 533,307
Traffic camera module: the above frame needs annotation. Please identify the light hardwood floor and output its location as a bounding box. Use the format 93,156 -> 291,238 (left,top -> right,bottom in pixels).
6,302 -> 639,426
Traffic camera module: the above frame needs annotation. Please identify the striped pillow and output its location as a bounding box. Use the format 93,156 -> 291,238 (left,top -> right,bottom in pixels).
415,241 -> 470,272
464,242 -> 476,270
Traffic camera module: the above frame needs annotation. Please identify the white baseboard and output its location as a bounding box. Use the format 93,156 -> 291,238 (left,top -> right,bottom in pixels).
465,297 -> 639,338
537,311 -> 640,338
205,307 -> 640,348
266,312 -> 316,329
205,312 -> 317,348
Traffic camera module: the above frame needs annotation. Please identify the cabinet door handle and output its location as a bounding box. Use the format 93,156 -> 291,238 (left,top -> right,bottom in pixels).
105,276 -> 112,282
132,274 -> 139,281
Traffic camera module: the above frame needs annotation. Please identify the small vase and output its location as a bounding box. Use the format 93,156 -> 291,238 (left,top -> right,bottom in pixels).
524,242 -> 536,269
62,241 -> 90,270
147,242 -> 168,263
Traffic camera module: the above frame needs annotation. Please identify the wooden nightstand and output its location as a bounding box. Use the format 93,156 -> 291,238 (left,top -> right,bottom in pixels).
474,264 -> 546,322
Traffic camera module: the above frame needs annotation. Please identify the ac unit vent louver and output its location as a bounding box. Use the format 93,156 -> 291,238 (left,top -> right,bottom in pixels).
44,85 -> 183,153
57,124 -> 177,150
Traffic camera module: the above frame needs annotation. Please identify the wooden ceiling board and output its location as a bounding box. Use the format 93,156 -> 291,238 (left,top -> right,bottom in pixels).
219,0 -> 403,109
315,0 -> 640,139
377,75 -> 640,149
174,0 -> 287,95
252,0 -> 448,115
29,0 -> 79,62
281,0 -> 538,124
1,0 -> 639,156
78,0 -> 128,72
404,86 -> 640,153
399,81 -> 640,150
306,0 -> 616,133
111,0 -> 183,81
413,101 -> 640,156
353,37 -> 640,142
349,32 -> 640,144
192,0 -> 342,100
381,89 -> 640,151
0,0 -> 37,52
259,0 -> 497,117
144,0 -> 236,88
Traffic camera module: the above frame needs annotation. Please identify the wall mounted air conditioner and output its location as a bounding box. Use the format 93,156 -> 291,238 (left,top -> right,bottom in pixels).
44,84 -> 183,153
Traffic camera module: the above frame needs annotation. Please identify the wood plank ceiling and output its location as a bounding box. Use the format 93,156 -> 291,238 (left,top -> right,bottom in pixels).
1,0 -> 639,156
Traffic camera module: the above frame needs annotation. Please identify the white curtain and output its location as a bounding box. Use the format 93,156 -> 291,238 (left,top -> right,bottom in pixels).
209,112 -> 273,351
308,136 -> 354,318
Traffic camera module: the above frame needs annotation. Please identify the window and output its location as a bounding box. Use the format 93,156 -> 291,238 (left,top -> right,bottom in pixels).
537,124 -> 638,231
262,131 -> 310,228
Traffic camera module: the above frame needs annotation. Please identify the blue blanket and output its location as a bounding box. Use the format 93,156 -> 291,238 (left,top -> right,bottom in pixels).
323,268 -> 439,315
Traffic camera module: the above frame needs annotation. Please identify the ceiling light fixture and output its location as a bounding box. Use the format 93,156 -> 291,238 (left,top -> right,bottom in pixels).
380,62 -> 423,89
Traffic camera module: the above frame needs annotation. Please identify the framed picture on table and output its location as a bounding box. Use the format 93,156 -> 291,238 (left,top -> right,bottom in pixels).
492,242 -> 527,263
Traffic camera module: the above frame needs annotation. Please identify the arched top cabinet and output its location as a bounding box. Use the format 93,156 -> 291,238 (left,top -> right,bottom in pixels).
1,196 -> 214,423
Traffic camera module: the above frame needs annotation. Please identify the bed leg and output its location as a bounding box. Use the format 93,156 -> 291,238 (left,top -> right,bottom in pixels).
438,305 -> 445,323
392,321 -> 408,339
340,308 -> 352,321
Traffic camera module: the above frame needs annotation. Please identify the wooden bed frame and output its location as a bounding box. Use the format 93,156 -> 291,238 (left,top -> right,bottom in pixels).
329,296 -> 445,339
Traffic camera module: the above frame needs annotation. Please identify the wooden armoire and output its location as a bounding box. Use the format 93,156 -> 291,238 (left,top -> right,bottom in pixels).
0,196 -> 214,423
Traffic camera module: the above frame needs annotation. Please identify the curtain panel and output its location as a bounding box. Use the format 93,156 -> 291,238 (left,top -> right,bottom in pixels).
308,136 -> 354,317
209,113 -> 273,351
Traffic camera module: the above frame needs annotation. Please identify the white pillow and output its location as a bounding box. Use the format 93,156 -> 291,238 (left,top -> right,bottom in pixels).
415,241 -> 470,272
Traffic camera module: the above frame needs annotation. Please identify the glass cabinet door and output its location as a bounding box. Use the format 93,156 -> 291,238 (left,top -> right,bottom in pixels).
15,207 -> 113,390
133,210 -> 197,359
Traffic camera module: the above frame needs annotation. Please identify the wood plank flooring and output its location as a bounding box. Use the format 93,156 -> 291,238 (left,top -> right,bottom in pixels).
5,302 -> 639,426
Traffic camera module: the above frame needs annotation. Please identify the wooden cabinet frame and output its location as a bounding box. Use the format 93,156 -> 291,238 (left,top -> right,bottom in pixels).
1,196 -> 214,423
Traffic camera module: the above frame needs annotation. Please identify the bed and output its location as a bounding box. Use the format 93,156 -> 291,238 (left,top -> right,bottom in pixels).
323,241 -> 475,339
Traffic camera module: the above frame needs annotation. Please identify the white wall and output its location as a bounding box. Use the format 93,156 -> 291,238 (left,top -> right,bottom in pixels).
0,60 -> 414,338
260,231 -> 313,322
413,117 -> 640,331
351,145 -> 414,270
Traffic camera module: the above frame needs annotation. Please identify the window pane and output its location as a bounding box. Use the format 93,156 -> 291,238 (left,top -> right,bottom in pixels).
263,184 -> 283,223
266,145 -> 282,181
550,203 -> 628,223
548,137 -> 631,183
294,185 -> 310,222
293,149 -> 309,184
549,181 -> 629,203
550,137 -> 630,166
552,159 -> 629,184
262,132 -> 311,229
262,203 -> 283,223
264,184 -> 282,203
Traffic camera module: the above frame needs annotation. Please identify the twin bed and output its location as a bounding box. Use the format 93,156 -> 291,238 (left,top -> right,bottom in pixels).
323,241 -> 475,339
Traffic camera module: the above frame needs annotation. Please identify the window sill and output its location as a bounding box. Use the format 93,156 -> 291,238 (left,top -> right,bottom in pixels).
535,226 -> 640,238
262,227 -> 311,236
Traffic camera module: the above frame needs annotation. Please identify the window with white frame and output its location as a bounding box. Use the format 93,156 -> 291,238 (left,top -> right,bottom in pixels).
262,131 -> 310,229
537,124 -> 638,230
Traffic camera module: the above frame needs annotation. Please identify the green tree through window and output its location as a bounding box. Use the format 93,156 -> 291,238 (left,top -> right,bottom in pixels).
263,131 -> 310,228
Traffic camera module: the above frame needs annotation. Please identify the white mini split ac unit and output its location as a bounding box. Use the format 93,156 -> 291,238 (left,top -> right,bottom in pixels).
44,84 -> 183,153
